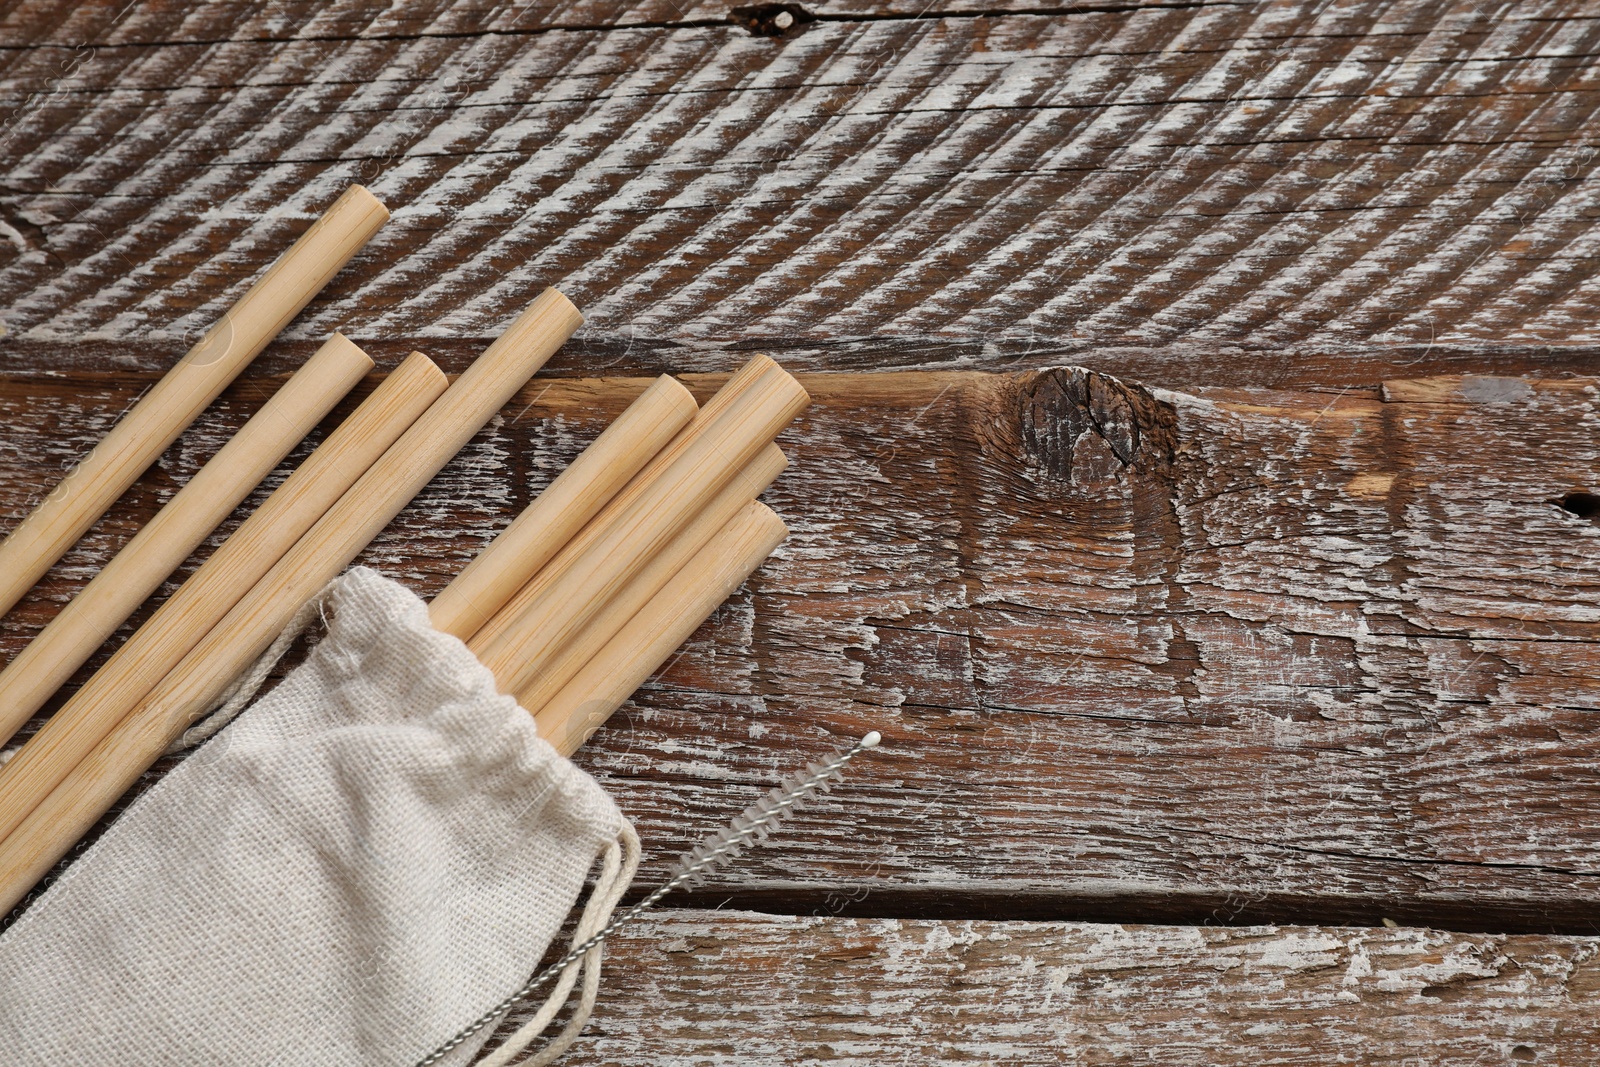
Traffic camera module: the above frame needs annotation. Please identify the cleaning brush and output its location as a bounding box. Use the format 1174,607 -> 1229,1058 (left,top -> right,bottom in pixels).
415,730 -> 882,1067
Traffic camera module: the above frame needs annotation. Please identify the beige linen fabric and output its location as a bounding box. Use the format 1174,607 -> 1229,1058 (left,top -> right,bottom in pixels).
0,567 -> 629,1066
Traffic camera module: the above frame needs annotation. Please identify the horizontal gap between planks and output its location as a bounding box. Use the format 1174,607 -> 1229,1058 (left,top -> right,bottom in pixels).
652,886 -> 1600,937
5,338 -> 1600,393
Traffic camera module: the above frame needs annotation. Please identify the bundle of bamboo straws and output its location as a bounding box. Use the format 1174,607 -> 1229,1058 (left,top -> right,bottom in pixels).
0,186 -> 808,916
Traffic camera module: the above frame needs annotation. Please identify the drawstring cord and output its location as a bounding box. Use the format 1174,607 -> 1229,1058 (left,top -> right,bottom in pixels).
417,731 -> 882,1067
165,580 -> 335,753
474,823 -> 641,1067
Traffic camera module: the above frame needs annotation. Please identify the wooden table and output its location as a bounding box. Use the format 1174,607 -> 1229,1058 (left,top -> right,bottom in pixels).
3,0 -> 1599,1061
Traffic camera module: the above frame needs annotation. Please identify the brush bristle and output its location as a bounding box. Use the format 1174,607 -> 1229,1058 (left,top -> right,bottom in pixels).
667,735 -> 877,889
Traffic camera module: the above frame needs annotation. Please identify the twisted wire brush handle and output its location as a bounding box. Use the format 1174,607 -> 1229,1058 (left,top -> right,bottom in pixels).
415,731 -> 882,1067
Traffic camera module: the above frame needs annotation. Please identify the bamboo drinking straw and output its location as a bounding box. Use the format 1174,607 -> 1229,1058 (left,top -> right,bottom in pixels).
0,292 -> 581,909
429,374 -> 697,641
533,502 -> 788,758
0,186 -> 388,620
0,352 -> 447,847
0,335 -> 374,745
465,357 -> 783,657
469,355 -> 808,699
508,444 -> 786,714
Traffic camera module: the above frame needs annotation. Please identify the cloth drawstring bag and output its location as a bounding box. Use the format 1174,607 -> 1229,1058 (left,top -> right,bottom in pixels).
0,566 -> 640,1066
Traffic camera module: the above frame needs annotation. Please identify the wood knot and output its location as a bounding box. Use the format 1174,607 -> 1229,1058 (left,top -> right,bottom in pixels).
730,3 -> 811,37
1012,367 -> 1175,487
1557,490 -> 1600,524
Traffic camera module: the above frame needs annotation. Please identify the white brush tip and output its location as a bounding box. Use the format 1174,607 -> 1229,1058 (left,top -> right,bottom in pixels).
861,731 -> 881,749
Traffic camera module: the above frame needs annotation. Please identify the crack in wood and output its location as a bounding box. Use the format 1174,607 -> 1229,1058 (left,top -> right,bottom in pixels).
0,3 -> 1261,53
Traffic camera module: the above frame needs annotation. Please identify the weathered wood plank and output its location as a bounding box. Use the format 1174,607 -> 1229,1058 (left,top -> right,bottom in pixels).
4,1 -> 1600,358
533,909 -> 1600,1065
2,364 -> 1596,929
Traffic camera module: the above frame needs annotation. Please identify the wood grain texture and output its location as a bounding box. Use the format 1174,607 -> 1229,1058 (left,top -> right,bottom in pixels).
532,909 -> 1600,1065
4,0 -> 1600,362
2,364 -> 1595,931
